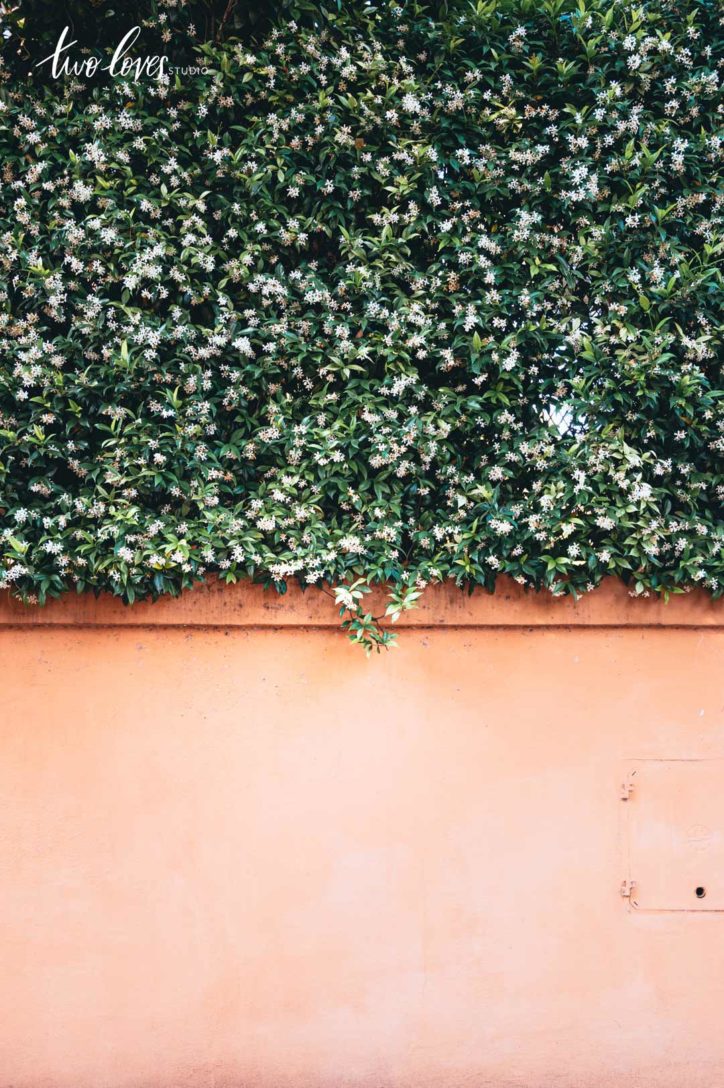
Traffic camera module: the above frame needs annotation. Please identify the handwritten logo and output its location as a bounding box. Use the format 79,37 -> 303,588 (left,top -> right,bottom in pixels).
36,26 -> 168,81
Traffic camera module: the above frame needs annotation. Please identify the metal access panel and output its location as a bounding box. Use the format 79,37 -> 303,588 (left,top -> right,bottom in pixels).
623,759 -> 724,912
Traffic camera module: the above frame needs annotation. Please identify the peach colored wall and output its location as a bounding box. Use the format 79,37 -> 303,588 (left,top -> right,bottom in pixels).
0,579 -> 723,1088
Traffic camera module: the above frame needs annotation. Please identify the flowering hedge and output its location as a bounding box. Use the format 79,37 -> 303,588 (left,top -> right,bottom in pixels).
1,0 -> 723,647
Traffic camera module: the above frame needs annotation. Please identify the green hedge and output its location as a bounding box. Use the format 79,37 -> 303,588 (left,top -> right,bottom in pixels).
1,0 -> 722,646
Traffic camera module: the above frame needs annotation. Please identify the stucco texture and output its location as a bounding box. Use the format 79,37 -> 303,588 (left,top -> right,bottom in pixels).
0,579 -> 722,1087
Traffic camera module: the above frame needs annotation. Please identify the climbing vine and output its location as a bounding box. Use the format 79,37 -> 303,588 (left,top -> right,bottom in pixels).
0,0 -> 722,649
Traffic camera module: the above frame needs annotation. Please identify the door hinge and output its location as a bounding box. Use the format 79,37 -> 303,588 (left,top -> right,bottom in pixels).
620,770 -> 636,800
620,879 -> 636,899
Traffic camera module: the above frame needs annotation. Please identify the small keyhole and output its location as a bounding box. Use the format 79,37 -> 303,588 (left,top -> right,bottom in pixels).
695,886 -> 706,899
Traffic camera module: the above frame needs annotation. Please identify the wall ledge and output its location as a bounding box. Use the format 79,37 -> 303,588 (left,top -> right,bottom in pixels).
0,576 -> 722,629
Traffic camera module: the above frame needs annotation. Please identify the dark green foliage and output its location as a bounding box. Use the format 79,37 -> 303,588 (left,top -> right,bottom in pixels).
0,0 -> 722,639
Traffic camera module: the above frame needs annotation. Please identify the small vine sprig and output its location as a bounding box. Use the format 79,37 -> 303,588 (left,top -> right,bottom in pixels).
333,580 -> 422,654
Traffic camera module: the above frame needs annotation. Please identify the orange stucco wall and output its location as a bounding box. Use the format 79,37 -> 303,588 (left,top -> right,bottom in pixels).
0,579 -> 723,1088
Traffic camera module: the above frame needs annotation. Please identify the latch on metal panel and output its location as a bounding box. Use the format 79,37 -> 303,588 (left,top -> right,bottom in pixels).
620,879 -> 636,898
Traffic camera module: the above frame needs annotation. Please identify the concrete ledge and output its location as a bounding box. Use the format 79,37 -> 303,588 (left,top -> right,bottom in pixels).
0,576 -> 722,628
